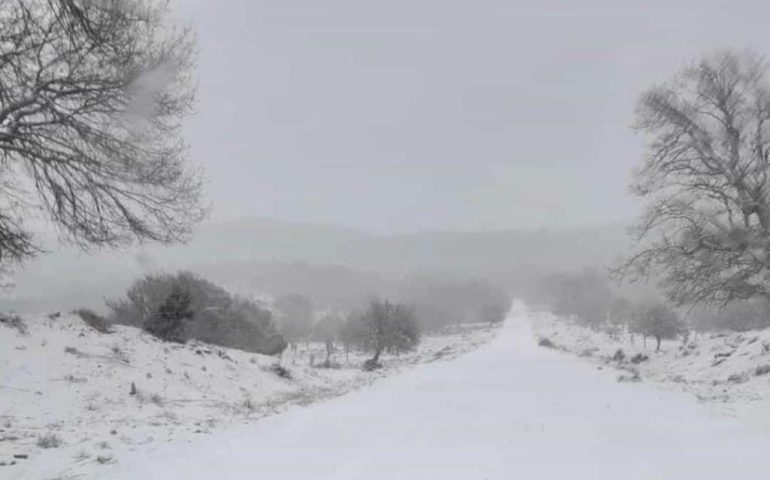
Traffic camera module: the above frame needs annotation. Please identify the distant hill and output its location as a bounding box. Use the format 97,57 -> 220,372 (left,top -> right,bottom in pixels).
1,218 -> 631,314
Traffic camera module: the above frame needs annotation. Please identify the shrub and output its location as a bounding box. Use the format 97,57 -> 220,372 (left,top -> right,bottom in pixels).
73,308 -> 112,334
109,271 -> 286,354
0,313 -> 27,335
268,363 -> 292,379
144,283 -> 193,343
630,353 -> 649,364
362,358 -> 382,371
755,364 -> 770,376
617,373 -> 642,383
37,433 -> 62,449
538,337 -> 556,349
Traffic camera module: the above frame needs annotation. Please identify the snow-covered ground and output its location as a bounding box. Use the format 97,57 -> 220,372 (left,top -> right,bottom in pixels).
0,313 -> 497,479
531,309 -> 770,428
50,302 -> 770,479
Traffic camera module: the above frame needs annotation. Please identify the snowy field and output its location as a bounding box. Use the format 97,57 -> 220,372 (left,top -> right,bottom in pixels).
79,301 -> 770,479
531,309 -> 770,428
0,314 -> 497,479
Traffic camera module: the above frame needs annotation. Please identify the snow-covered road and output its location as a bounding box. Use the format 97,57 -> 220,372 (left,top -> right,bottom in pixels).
104,302 -> 770,479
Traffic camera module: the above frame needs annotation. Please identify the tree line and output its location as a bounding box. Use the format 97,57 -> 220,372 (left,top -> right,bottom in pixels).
105,271 -> 424,368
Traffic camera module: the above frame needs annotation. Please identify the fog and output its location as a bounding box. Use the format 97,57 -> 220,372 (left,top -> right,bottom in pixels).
175,0 -> 764,233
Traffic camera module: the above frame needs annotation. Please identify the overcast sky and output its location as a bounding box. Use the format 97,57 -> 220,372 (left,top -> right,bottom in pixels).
173,0 -> 762,233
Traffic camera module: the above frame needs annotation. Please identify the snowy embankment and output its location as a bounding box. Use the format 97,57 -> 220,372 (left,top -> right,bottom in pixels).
78,302 -> 770,479
0,314 -> 498,479
531,309 -> 770,427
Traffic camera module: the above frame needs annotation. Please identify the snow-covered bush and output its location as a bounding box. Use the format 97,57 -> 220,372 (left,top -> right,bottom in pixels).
144,283 -> 193,343
0,313 -> 27,335
37,433 -> 62,449
73,308 -> 113,334
109,271 -> 286,354
538,337 -> 556,349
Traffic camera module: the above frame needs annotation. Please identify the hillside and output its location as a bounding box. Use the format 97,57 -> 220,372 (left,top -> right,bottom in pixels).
0,313 -> 498,479
531,310 -> 770,427
3,218 -> 629,314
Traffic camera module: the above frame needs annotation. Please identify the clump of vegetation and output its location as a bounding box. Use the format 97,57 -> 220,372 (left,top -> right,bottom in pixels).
240,396 -> 256,414
73,308 -> 113,334
617,373 -> 642,383
537,337 -> 556,349
109,271 -> 287,354
727,373 -> 749,384
268,363 -> 292,379
64,346 -> 81,356
144,283 -> 194,343
630,353 -> 649,364
755,365 -> 770,376
37,433 -> 62,449
0,313 -> 27,335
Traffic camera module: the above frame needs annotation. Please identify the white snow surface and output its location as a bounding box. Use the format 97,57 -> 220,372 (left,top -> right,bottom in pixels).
90,302 -> 770,479
531,309 -> 770,428
0,313 -> 496,479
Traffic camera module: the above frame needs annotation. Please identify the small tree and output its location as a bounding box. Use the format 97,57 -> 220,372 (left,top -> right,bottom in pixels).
144,283 -> 193,343
631,302 -> 686,352
358,300 -> 420,367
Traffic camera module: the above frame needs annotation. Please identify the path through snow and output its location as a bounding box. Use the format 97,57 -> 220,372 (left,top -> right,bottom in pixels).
102,302 -> 770,479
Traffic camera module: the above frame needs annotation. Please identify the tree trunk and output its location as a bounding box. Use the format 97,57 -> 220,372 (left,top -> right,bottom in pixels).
371,347 -> 382,364
655,336 -> 661,352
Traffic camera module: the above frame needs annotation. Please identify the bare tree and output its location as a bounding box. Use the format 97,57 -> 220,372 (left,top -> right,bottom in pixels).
618,49 -> 770,306
629,301 -> 686,352
0,0 -> 204,266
